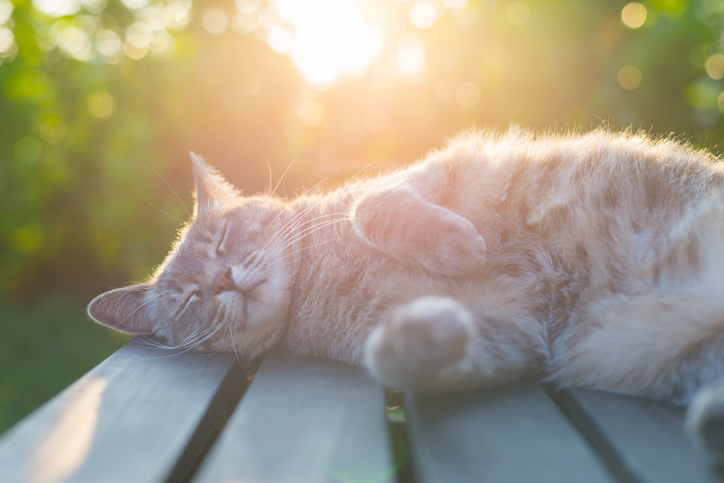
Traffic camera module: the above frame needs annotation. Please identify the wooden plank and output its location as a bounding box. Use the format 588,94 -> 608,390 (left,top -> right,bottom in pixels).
404,381 -> 615,483
551,388 -> 724,483
193,352 -> 397,483
0,338 -> 247,483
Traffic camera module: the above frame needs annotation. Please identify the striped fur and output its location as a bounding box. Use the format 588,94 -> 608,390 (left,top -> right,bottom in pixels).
90,128 -> 724,408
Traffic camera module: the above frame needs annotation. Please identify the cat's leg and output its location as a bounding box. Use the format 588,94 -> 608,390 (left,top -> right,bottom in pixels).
549,291 -> 724,404
686,378 -> 724,452
365,296 -> 544,390
351,186 -> 487,276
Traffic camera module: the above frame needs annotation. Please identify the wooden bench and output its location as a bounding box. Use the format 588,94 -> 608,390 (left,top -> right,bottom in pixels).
0,338 -> 721,483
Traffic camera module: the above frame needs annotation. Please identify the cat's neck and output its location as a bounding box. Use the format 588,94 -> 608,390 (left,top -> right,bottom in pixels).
279,189 -> 369,363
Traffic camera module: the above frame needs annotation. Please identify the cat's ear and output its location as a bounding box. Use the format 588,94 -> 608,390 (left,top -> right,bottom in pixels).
190,152 -> 238,217
87,284 -> 156,335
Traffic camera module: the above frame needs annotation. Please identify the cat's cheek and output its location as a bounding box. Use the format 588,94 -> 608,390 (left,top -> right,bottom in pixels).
246,279 -> 289,330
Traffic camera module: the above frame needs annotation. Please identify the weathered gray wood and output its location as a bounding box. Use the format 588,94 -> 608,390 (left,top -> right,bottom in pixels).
404,381 -> 614,483
0,338 -> 246,483
552,388 -> 724,483
193,352 -> 396,483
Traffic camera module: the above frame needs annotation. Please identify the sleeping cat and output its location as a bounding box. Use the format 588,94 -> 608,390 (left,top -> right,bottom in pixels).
89,128 -> 724,448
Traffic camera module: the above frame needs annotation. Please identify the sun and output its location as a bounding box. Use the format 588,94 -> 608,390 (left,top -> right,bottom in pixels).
269,0 -> 385,86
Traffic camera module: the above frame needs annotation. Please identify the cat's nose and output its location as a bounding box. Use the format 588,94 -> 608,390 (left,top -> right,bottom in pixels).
213,268 -> 235,294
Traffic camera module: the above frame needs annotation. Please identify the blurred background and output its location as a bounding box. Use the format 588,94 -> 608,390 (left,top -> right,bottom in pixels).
1,0 -> 723,433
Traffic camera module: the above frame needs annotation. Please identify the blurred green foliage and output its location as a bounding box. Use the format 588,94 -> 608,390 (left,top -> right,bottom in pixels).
2,0 -> 724,433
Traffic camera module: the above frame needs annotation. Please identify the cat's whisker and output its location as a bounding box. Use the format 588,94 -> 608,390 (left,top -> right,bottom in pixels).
275,239 -> 335,263
145,199 -> 183,224
263,206 -> 353,252
268,158 -> 298,199
258,163 -> 343,244
261,197 -> 334,251
263,177 -> 372,253
264,223 -> 346,264
262,214 -> 349,259
264,216 -> 349,260
156,326 -> 223,358
144,166 -> 192,219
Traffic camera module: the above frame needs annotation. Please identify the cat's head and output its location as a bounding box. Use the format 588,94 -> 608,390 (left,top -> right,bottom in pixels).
88,154 -> 297,359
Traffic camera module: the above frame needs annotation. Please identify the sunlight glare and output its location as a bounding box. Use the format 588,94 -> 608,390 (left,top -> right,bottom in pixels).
32,377 -> 106,483
269,0 -> 384,86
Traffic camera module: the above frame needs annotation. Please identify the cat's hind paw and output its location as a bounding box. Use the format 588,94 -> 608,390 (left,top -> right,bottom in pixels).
365,296 -> 476,390
686,380 -> 724,452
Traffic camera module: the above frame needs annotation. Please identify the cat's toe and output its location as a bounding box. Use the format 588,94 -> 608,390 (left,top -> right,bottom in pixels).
365,297 -> 475,389
686,381 -> 724,452
423,221 -> 486,276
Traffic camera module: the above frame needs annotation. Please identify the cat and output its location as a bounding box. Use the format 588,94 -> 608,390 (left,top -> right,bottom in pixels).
88,127 -> 724,450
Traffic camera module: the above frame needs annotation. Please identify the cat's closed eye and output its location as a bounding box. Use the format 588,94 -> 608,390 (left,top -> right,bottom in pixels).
215,223 -> 229,257
179,290 -> 201,314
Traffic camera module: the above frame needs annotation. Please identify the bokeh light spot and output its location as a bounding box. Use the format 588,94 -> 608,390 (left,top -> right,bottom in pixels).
685,79 -> 720,109
365,107 -> 389,133
267,25 -> 293,53
120,0 -> 148,10
236,0 -> 260,15
453,2 -> 479,26
292,96 -> 326,127
506,1 -> 530,26
0,0 -> 13,24
409,2 -> 436,29
442,0 -> 468,8
38,120 -> 67,144
455,82 -> 481,108
621,3 -> 647,29
202,9 -> 229,35
0,26 -> 13,54
396,34 -> 426,75
617,65 -> 641,90
96,30 -> 124,63
124,23 -> 151,59
163,0 -> 192,30
718,91 -> 724,112
32,0 -> 81,17
705,54 -> 724,80
87,91 -> 115,119
55,25 -> 94,61
11,224 -> 45,254
233,11 -> 261,34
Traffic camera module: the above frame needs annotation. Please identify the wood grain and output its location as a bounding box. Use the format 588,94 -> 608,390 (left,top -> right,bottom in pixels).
552,388 -> 724,483
404,381 -> 614,483
193,352 -> 396,483
0,338 -> 247,483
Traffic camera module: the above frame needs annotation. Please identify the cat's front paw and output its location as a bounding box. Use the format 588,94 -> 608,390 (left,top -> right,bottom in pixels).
365,296 -> 475,389
418,213 -> 487,276
686,380 -> 724,452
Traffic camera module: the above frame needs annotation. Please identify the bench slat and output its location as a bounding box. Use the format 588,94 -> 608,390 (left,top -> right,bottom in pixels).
193,352 -> 396,483
0,338 -> 246,483
553,389 -> 724,483
404,382 -> 615,483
